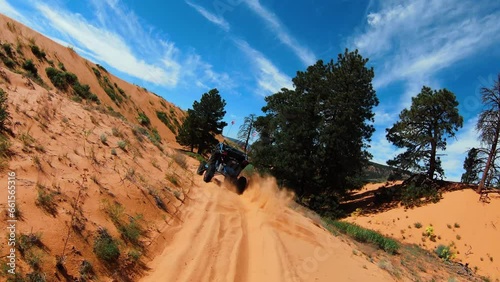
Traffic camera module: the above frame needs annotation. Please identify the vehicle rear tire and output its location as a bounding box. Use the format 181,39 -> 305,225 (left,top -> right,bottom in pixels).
236,176 -> 247,194
196,161 -> 206,175
203,162 -> 216,183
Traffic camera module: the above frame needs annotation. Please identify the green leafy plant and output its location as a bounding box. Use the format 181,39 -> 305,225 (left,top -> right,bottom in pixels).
93,228 -> 120,263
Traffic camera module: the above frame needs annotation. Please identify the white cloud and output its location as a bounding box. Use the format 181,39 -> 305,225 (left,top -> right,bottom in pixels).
186,1 -> 230,32
35,3 -> 181,87
243,0 -> 316,66
234,39 -> 292,96
352,0 -> 500,91
184,53 -> 235,90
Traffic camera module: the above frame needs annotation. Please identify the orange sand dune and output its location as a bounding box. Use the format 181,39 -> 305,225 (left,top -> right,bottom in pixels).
348,186 -> 500,280
141,176 -> 395,282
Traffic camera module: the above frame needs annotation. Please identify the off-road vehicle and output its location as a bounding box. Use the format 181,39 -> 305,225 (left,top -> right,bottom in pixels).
197,141 -> 249,194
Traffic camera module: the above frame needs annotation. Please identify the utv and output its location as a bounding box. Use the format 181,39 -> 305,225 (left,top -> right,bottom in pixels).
197,141 -> 249,194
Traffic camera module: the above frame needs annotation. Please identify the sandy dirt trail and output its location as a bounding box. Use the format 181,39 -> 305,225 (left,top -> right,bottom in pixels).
141,177 -> 394,282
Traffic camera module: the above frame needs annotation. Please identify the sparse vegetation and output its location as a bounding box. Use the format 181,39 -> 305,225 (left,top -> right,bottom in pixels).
326,220 -> 400,254
414,222 -> 423,229
0,88 -> 11,132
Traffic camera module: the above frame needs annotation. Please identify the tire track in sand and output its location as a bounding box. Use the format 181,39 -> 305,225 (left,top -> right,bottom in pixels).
140,176 -> 396,282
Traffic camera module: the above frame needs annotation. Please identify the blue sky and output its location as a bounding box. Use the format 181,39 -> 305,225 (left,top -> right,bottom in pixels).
1,0 -> 500,181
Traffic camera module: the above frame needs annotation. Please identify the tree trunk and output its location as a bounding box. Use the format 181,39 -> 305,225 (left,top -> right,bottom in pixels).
428,140 -> 437,179
478,123 -> 500,193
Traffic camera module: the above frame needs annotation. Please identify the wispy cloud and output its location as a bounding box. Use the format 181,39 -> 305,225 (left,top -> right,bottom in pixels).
244,0 -> 316,66
352,0 -> 500,93
185,1 -> 230,32
234,39 -> 292,96
34,2 -> 181,87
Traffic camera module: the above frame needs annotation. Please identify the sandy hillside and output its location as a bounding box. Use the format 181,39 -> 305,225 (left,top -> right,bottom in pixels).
0,14 -> 185,145
346,183 -> 500,280
140,176 -> 396,282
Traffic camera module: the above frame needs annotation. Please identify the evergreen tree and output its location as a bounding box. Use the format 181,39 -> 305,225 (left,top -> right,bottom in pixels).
176,89 -> 227,153
386,86 -> 463,179
252,49 -> 378,200
461,148 -> 482,184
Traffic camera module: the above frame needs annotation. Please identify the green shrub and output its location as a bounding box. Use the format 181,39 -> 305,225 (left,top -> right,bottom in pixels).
79,260 -> 94,279
30,45 -> 46,60
22,59 -> 38,76
93,228 -> 120,263
137,112 -> 150,127
328,221 -> 400,254
92,67 -> 101,78
118,216 -> 143,244
2,43 -> 13,57
100,134 -> 107,144
1,56 -> 15,69
117,140 -> 126,150
45,67 -> 69,90
414,222 -> 423,229
435,244 -> 453,261
58,62 -> 66,71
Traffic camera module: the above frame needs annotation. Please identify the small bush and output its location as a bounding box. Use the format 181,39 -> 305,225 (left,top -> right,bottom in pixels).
435,244 -> 453,261
22,59 -> 38,76
2,43 -> 14,57
166,173 -> 179,186
414,222 -> 423,229
111,148 -> 117,156
454,223 -> 460,228
137,112 -> 150,127
100,134 -> 107,144
93,228 -> 120,263
79,260 -> 94,280
30,45 -> 46,60
128,249 -> 142,262
117,140 -> 126,150
1,56 -> 15,69
118,216 -> 143,244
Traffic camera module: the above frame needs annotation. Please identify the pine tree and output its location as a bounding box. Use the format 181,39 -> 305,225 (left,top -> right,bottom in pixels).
461,148 -> 482,184
176,89 -> 227,153
386,86 -> 463,179
252,49 -> 378,199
